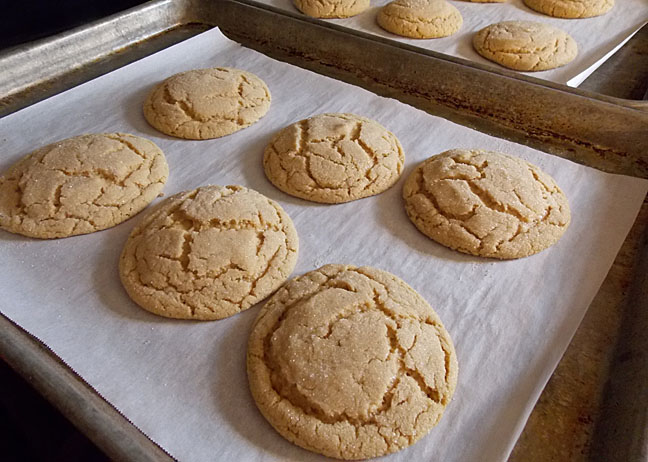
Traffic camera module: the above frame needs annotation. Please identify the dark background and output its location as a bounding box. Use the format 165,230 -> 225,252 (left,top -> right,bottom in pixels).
0,360 -> 110,461
1,3 -> 149,460
0,1 -> 148,49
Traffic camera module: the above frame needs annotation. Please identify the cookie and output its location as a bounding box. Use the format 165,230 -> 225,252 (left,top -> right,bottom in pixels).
473,21 -> 578,71
263,113 -> 404,204
293,0 -> 369,18
0,133 -> 168,239
523,0 -> 614,18
143,67 -> 271,140
247,264 -> 458,459
377,0 -> 463,39
403,149 -> 571,259
119,185 -> 298,320
465,0 -> 506,3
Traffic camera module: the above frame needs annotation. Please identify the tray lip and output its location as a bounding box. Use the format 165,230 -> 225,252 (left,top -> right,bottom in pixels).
230,0 -> 648,110
0,314 -> 174,462
1,0 -> 645,121
218,0 -> 648,180
0,0 -> 180,59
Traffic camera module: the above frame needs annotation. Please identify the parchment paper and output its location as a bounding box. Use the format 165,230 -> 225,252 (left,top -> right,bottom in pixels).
1,28 -> 647,462
252,0 -> 648,86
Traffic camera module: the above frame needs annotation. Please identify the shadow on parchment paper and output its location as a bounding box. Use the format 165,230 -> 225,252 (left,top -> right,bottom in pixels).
374,164 -> 479,265
453,30 -> 481,61
120,85 -> 174,140
91,220 -> 173,323
236,130 -> 334,212
511,0 -> 546,16
215,127 -> 273,193
0,230 -> 36,243
211,306 -> 325,461
354,7 -> 382,34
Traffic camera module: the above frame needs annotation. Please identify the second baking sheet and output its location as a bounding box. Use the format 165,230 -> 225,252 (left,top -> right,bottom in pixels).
0,27 -> 647,462
251,0 -> 648,86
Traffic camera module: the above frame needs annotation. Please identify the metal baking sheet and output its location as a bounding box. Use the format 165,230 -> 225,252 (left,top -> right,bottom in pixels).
0,1 -> 646,461
4,1 -> 647,177
250,0 -> 648,87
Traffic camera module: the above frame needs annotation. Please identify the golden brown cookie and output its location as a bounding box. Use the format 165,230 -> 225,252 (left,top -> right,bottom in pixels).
473,21 -> 578,71
143,67 -> 271,140
263,113 -> 404,204
0,133 -> 168,239
119,185 -> 298,320
377,0 -> 463,39
248,264 -> 458,459
293,0 -> 369,18
403,149 -> 571,259
523,0 -> 613,18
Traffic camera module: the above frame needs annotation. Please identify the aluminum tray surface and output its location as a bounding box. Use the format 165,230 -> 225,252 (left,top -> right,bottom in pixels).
250,0 -> 648,87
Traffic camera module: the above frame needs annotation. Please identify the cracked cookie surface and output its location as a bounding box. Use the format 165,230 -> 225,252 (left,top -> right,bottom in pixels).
119,185 -> 298,320
0,133 -> 168,239
403,149 -> 571,259
247,264 -> 458,459
377,0 -> 463,39
523,0 -> 613,18
293,0 -> 369,18
473,21 -> 578,71
143,67 -> 271,140
263,113 -> 404,204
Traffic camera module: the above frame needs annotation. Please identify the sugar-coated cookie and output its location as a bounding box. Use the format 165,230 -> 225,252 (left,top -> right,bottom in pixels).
143,67 -> 271,140
377,0 -> 463,39
293,0 -> 369,18
403,149 -> 571,259
264,113 -> 404,203
247,264 -> 458,459
119,185 -> 298,320
524,0 -> 613,18
473,21 -> 578,71
0,133 -> 168,239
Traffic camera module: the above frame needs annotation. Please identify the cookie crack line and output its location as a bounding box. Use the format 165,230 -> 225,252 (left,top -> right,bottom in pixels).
380,294 -> 443,404
297,0 -> 366,17
475,21 -> 576,71
162,85 -> 241,126
358,268 -> 454,386
34,141 -> 153,187
267,114 -> 403,200
480,35 -> 562,57
260,268 -> 449,430
104,134 -> 148,160
382,12 -> 457,27
272,143 -> 357,193
123,187 -> 298,316
49,163 -> 145,189
131,209 -> 283,237
127,222 -> 292,302
353,124 -> 396,175
145,68 -> 271,140
466,181 -> 529,222
403,149 -> 570,259
412,163 -> 559,227
525,0 -> 614,18
1,133 -> 167,238
412,173 -> 479,222
39,144 -> 154,191
292,119 -> 333,190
